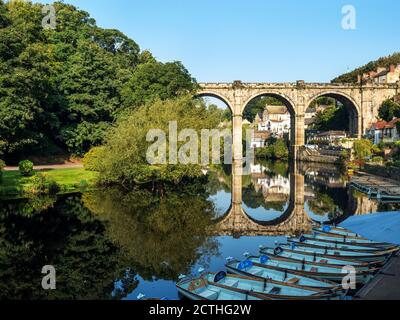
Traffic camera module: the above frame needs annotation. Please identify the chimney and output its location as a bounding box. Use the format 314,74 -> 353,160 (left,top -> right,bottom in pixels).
357,75 -> 362,83
390,64 -> 395,73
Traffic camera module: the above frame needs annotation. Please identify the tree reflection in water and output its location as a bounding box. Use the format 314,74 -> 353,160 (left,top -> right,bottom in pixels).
0,195 -> 137,300
83,186 -> 220,282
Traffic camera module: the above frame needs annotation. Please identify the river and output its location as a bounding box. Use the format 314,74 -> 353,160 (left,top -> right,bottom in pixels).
0,160 -> 398,300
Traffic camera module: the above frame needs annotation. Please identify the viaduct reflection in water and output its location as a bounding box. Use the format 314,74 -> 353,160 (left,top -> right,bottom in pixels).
215,161 -> 312,237
213,160 -> 387,237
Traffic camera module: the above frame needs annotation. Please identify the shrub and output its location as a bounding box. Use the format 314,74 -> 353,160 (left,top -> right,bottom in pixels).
0,159 -> 5,182
19,160 -> 34,177
29,174 -> 60,195
371,156 -> 384,164
77,179 -> 89,190
393,160 -> 400,168
83,146 -> 106,172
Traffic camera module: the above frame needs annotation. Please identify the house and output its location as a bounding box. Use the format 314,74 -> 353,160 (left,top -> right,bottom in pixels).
367,118 -> 400,144
313,131 -> 347,145
359,64 -> 400,85
251,131 -> 271,149
255,105 -> 291,137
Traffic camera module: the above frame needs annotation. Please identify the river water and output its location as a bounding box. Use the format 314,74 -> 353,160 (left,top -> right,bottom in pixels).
0,160 -> 399,300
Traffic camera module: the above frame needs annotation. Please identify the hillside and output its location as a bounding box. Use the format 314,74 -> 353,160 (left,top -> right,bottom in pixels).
332,52 -> 400,83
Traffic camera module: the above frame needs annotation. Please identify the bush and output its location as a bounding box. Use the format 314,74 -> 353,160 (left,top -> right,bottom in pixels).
0,159 -> 5,182
29,174 -> 60,195
19,160 -> 34,177
83,146 -> 106,172
371,156 -> 384,164
256,139 -> 289,160
77,179 -> 89,190
96,96 -> 221,186
393,160 -> 400,168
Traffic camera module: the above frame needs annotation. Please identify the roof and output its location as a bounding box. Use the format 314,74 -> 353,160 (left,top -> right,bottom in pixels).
373,120 -> 389,130
265,105 -> 289,115
385,118 -> 400,129
316,131 -> 347,137
371,119 -> 400,130
253,131 -> 270,139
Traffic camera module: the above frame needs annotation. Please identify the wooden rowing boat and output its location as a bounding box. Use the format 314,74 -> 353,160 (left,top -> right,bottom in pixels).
176,274 -> 270,300
203,272 -> 341,300
301,233 -> 396,250
240,255 -> 377,284
261,244 -> 392,263
225,258 -> 342,291
259,246 -> 378,271
288,237 -> 398,254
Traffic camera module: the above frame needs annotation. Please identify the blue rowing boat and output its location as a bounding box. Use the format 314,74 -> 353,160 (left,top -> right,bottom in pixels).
262,243 -> 393,263
259,246 -> 378,271
301,233 -> 396,249
203,272 -> 341,300
225,258 -> 342,291
288,236 -> 398,253
176,274 -> 269,300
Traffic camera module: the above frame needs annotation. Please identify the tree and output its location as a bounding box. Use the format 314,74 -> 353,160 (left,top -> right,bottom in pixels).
353,139 -> 373,161
379,99 -> 400,122
94,96 -> 222,187
121,61 -> 197,108
332,52 -> 400,83
0,1 -> 196,159
243,96 -> 284,122
312,105 -> 349,131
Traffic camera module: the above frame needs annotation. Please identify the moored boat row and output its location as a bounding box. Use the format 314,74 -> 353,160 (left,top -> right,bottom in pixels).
175,226 -> 399,301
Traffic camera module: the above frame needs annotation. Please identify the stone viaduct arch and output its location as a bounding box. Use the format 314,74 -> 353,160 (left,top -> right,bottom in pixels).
197,81 -> 400,160
214,161 -> 313,237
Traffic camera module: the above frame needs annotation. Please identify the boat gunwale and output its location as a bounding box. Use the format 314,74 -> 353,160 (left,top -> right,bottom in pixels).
260,246 -> 388,263
301,234 -> 395,249
248,260 -> 378,282
225,259 -> 342,291
256,250 -> 378,269
288,239 -> 399,254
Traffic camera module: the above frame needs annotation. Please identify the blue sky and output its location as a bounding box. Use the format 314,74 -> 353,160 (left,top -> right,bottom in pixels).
36,0 -> 400,83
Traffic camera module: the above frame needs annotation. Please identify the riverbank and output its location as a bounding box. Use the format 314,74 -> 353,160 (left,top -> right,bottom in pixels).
0,168 -> 98,198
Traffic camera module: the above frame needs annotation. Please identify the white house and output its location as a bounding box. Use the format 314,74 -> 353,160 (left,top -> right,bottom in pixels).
255,105 -> 291,138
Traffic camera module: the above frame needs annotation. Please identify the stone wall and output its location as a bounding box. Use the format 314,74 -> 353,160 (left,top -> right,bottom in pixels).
364,164 -> 400,182
297,147 -> 340,164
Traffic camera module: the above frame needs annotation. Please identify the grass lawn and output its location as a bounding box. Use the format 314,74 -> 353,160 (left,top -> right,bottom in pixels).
0,168 -> 99,197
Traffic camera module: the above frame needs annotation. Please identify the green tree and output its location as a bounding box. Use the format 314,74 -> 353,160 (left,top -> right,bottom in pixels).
243,96 -> 284,122
121,61 -> 197,108
332,52 -> 400,83
0,1 -> 196,159
379,99 -> 400,122
353,139 -> 373,161
312,105 -> 349,131
95,96 -> 222,187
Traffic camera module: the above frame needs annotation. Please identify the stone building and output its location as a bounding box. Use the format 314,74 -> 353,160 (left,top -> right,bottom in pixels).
367,118 -> 400,144
255,105 -> 291,137
360,64 -> 400,85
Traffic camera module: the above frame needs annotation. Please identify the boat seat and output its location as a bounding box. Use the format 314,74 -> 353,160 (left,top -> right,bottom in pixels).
250,270 -> 263,277
269,287 -> 282,295
287,278 -> 300,284
224,279 -> 239,288
201,289 -> 220,300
